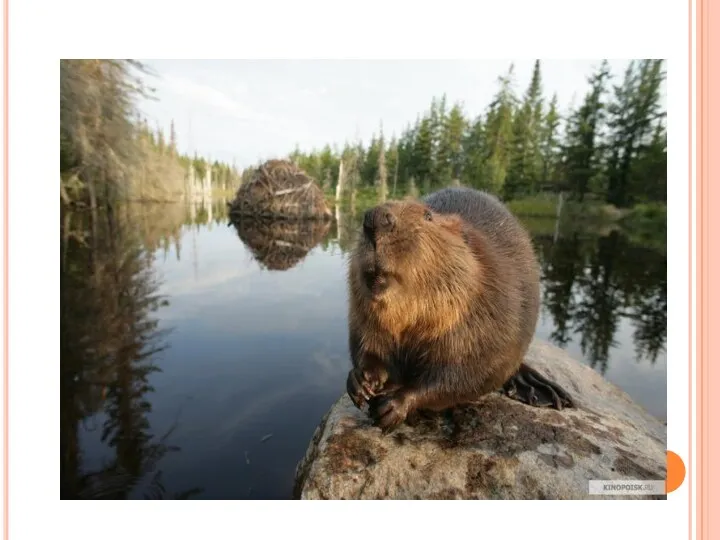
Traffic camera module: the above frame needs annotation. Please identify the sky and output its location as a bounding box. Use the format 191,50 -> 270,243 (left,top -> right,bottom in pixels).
135,59 -> 657,169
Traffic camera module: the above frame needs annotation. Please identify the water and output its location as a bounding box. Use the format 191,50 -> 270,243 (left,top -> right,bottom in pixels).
60,198 -> 667,500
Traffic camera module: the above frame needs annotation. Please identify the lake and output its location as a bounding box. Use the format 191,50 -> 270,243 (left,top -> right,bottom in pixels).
60,196 -> 667,500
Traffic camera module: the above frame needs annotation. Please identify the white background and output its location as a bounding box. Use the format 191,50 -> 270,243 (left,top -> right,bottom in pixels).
0,0 -> 693,538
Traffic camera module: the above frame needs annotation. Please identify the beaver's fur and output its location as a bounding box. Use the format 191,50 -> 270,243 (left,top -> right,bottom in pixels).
346,186 -> 574,432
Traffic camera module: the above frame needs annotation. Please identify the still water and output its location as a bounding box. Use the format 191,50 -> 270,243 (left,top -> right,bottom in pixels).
60,198 -> 667,500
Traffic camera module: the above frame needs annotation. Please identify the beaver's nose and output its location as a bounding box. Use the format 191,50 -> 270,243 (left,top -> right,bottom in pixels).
363,207 -> 396,239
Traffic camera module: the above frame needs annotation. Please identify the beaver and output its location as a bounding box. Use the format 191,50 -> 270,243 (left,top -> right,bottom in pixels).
345,186 -> 574,432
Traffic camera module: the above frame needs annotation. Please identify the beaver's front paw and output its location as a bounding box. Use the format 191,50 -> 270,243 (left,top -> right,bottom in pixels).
368,391 -> 411,433
347,368 -> 371,409
361,365 -> 387,395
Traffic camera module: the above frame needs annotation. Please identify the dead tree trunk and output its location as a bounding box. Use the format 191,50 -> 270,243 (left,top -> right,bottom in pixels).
335,160 -> 345,203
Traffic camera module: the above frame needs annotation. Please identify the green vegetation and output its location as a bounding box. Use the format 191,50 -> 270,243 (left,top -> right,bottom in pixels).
60,58 -> 666,224
506,194 -> 561,217
617,202 -> 667,252
60,60 -> 241,210
621,202 -> 667,226
287,59 -> 666,219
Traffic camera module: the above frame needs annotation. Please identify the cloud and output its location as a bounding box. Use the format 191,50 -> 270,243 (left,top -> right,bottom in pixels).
152,72 -> 318,147
157,261 -> 261,300
158,74 -> 264,124
299,85 -> 328,97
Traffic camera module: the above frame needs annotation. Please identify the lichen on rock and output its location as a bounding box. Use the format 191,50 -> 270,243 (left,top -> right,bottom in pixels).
293,340 -> 667,500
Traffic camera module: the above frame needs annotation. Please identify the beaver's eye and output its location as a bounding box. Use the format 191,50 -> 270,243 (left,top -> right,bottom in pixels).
424,211 -> 433,221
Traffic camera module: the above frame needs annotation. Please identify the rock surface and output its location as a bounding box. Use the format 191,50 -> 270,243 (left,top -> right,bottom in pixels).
293,340 -> 667,500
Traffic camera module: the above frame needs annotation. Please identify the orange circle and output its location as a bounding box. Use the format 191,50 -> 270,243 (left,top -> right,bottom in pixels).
666,450 -> 686,493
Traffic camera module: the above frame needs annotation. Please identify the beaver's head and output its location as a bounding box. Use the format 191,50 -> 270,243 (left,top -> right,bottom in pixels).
349,199 -> 473,302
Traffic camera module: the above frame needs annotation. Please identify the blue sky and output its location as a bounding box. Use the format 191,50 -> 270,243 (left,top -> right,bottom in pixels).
136,59 -> 658,169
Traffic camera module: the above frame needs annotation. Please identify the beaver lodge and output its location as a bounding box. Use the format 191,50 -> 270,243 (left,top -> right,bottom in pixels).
228,159 -> 333,221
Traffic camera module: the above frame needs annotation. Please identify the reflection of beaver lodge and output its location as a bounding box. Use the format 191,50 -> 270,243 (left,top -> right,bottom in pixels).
228,159 -> 333,221
232,218 -> 332,271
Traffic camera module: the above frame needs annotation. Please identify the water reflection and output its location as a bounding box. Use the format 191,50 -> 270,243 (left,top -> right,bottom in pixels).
534,229 -> 666,374
232,218 -> 333,271
60,202 -> 206,499
60,196 -> 666,499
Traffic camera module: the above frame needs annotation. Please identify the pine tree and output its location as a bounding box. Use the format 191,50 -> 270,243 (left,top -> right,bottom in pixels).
629,119 -> 667,203
363,133 -> 380,185
605,60 -> 666,207
505,60 -> 544,198
413,116 -> 434,187
436,102 -> 467,183
377,134 -> 388,201
483,64 -> 518,194
540,93 -> 562,190
461,115 -> 486,187
396,124 -> 415,188
318,144 -> 337,191
563,60 -> 612,201
387,137 -> 400,196
430,94 -> 448,182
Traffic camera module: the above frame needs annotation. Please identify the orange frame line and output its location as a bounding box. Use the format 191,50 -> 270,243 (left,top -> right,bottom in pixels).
696,0 -> 712,536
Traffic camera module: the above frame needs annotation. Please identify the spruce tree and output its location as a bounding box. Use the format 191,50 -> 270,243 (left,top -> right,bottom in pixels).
437,103 -> 467,183
605,60 -> 666,207
563,60 -> 611,201
540,93 -> 562,190
483,64 -> 518,194
413,116 -> 434,187
505,60 -> 544,198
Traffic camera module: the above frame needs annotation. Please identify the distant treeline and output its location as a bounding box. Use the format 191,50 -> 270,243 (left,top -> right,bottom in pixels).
60,59 -> 666,211
287,60 -> 666,208
60,59 -> 241,209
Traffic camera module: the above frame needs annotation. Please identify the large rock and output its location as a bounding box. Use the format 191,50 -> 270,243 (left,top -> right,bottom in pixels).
293,340 -> 666,500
